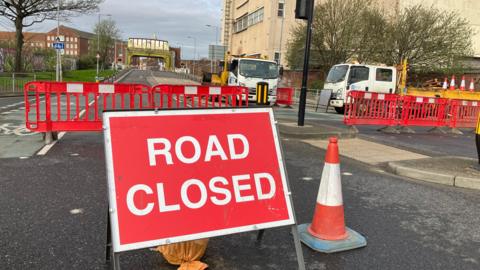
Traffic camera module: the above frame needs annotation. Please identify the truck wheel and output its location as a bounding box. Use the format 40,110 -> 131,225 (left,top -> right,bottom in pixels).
335,106 -> 345,114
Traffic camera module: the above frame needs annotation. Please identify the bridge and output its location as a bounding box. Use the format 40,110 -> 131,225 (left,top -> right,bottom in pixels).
126,37 -> 173,70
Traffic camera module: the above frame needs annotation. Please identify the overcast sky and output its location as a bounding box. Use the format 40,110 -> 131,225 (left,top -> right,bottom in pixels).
0,0 -> 222,59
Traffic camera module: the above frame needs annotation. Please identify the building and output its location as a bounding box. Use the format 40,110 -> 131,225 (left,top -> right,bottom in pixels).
0,31 -> 47,49
45,25 -> 95,57
222,0 -> 480,68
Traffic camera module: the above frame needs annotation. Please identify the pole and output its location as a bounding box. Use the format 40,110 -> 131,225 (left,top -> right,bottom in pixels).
114,40 -> 117,71
297,0 -> 315,126
56,0 -> 60,82
96,13 -> 100,82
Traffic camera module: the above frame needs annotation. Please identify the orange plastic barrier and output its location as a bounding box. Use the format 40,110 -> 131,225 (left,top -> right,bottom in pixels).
276,88 -> 294,107
24,82 -> 249,133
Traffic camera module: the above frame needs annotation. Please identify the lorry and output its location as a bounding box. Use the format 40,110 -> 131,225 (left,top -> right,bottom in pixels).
203,53 -> 280,104
324,64 -> 397,114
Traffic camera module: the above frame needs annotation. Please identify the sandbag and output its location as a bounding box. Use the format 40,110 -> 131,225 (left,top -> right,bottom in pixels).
156,239 -> 209,270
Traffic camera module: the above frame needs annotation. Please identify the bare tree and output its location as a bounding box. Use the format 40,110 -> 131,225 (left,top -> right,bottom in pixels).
0,0 -> 102,72
92,18 -> 120,69
286,0 -> 383,71
382,5 -> 473,71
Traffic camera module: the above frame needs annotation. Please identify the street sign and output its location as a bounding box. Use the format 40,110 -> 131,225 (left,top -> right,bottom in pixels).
53,42 -> 64,50
208,45 -> 226,61
103,108 -> 295,252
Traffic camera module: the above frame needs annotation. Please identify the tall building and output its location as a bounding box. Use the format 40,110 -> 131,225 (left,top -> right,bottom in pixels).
222,0 -> 480,68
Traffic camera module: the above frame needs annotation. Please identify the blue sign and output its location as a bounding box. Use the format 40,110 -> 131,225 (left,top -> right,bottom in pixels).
53,42 -> 64,50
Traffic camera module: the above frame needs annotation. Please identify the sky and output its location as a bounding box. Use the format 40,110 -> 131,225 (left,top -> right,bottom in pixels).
0,0 -> 223,60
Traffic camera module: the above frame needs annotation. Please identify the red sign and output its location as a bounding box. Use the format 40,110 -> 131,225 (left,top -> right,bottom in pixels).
103,108 -> 294,252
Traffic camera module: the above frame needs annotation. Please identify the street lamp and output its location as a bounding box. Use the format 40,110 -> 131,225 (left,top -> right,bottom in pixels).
187,36 -> 197,76
205,24 -> 219,73
56,0 -> 61,82
96,13 -> 111,82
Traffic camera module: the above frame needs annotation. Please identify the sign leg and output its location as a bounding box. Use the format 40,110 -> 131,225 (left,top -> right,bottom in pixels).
113,253 -> 121,270
256,229 -> 265,243
106,213 -> 112,262
291,225 -> 306,270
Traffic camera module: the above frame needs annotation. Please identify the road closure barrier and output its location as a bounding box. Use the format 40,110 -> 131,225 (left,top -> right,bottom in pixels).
151,84 -> 248,108
24,81 -> 249,133
344,90 -> 480,130
276,88 -> 294,107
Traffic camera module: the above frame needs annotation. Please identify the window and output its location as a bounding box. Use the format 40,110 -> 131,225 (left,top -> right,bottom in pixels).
234,7 -> 264,33
74,37 -> 77,42
74,44 -> 77,49
348,66 -> 370,84
376,68 -> 393,82
278,1 -> 285,17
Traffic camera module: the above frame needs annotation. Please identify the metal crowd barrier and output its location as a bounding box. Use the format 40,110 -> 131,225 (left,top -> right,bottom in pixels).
344,90 -> 480,129
24,82 -> 249,133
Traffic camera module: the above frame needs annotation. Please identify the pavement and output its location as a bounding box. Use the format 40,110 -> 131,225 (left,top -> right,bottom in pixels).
388,156 -> 480,189
1,70 -> 480,269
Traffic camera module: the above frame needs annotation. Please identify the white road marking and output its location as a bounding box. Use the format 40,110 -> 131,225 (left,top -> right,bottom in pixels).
302,177 -> 314,181
69,208 -> 84,215
19,156 -> 29,159
1,111 -> 11,115
70,153 -> 79,156
36,97 -> 96,156
342,172 -> 353,176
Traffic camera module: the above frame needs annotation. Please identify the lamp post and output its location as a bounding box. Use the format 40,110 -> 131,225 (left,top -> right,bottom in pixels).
187,36 -> 197,76
206,24 -> 219,73
56,0 -> 61,82
96,13 -> 111,82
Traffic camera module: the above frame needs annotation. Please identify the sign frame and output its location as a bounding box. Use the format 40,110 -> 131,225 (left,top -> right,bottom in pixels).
103,107 -> 305,269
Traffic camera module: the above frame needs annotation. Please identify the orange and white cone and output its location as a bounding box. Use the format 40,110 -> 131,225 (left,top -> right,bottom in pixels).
442,77 -> 448,90
450,75 -> 456,90
469,79 -> 475,92
460,76 -> 466,91
298,137 -> 366,253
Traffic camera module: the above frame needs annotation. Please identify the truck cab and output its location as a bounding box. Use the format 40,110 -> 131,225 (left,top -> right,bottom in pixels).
325,64 -> 397,113
227,58 -> 279,104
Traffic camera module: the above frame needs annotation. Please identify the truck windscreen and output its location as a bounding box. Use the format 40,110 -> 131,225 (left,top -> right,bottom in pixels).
239,60 -> 278,79
326,65 -> 348,83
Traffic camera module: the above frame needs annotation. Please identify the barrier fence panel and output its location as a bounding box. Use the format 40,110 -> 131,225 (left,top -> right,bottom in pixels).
400,96 -> 449,127
25,82 -> 151,132
344,91 -> 400,126
448,100 -> 480,128
151,85 -> 249,109
25,82 -> 250,133
276,88 -> 294,106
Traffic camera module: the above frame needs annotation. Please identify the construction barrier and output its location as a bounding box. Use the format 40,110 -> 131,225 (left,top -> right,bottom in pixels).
25,82 -> 249,133
344,90 -> 480,129
276,88 -> 294,107
344,91 -> 400,126
25,81 -> 151,132
400,96 -> 449,127
448,100 -> 480,128
151,84 -> 248,108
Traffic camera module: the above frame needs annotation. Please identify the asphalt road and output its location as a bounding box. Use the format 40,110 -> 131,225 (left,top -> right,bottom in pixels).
1,70 -> 479,269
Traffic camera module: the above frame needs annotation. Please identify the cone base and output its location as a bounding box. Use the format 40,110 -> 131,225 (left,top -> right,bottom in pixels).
298,223 -> 367,253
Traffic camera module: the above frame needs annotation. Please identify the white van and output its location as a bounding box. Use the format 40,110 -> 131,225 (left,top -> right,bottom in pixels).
324,64 -> 397,113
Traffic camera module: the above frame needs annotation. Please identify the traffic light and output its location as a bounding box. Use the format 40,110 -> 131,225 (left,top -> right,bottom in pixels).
295,0 -> 313,20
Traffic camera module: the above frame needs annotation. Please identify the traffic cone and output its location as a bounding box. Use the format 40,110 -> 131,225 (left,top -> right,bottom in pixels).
460,76 -> 466,91
450,75 -> 456,90
470,79 -> 475,92
298,137 -> 367,253
442,77 -> 448,90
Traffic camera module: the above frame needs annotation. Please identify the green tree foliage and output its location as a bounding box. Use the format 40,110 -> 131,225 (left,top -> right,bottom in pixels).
286,1 -> 473,73
91,18 -> 120,69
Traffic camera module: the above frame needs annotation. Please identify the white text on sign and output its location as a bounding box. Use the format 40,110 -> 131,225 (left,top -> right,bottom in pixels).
126,134 -> 277,216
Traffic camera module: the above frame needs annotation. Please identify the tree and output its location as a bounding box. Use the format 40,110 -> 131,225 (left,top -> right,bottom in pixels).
286,0 -> 384,71
91,18 -> 120,69
381,5 -> 473,71
0,0 -> 102,72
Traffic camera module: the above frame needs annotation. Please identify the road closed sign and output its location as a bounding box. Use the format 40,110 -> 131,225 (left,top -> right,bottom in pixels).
103,108 -> 295,252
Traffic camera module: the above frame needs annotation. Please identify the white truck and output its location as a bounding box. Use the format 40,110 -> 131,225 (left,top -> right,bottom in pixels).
325,64 -> 397,114
227,58 -> 280,104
